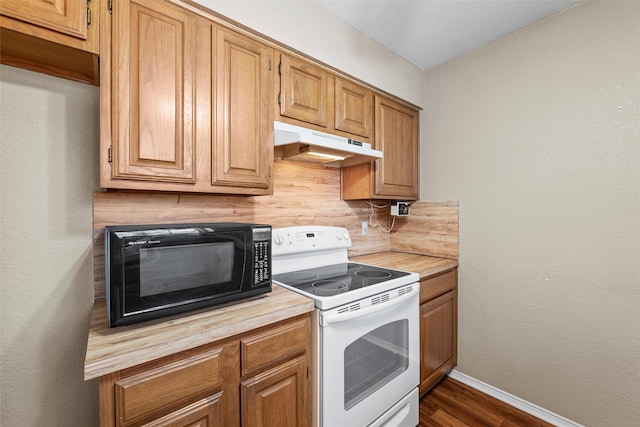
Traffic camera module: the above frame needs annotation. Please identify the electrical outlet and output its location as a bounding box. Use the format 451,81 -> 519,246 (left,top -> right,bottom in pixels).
362,221 -> 368,235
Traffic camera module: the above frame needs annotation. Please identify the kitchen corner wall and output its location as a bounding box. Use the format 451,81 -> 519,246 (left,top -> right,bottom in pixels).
421,2 -> 640,426
0,65 -> 100,425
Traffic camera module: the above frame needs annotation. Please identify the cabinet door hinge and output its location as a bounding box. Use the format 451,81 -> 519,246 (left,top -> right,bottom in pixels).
277,92 -> 281,105
108,146 -> 113,164
86,0 -> 91,28
278,62 -> 281,75
268,59 -> 272,71
108,0 -> 112,14
269,166 -> 272,178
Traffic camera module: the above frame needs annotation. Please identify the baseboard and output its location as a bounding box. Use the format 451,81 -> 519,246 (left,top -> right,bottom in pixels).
447,370 -> 584,427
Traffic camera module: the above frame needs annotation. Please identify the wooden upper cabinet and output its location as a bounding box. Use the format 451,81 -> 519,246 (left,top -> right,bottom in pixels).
0,0 -> 100,83
278,53 -> 373,143
342,95 -> 419,200
111,0 -> 196,183
212,27 -> 274,190
279,53 -> 329,127
335,77 -> 372,140
374,95 -> 419,198
102,0 -> 274,194
1,0 -> 89,41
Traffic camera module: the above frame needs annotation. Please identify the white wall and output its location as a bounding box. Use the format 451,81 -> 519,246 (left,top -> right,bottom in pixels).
421,1 -> 640,426
0,66 -> 100,425
198,0 -> 425,107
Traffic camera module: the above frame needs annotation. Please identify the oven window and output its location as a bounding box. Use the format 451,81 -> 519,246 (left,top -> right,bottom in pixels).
139,242 -> 234,297
343,319 -> 409,410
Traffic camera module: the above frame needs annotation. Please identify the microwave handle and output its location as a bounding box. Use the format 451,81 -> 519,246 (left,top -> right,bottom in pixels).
323,286 -> 417,325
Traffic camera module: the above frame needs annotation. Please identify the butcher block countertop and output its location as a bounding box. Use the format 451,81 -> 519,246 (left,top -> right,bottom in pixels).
84,284 -> 314,380
351,252 -> 458,279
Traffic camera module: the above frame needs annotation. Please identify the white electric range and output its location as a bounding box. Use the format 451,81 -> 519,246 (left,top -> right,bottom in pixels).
271,226 -> 420,427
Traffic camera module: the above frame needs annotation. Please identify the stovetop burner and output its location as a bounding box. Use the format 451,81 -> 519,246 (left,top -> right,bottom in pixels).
311,279 -> 350,295
272,262 -> 411,297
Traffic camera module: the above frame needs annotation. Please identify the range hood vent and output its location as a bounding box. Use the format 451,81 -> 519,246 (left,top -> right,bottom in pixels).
274,121 -> 382,167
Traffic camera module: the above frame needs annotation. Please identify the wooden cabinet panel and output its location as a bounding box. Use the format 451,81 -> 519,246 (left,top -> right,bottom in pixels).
240,316 -> 309,377
144,394 -> 222,427
420,269 -> 457,304
341,95 -> 419,200
212,27 -> 273,189
373,95 -> 419,199
102,0 -> 274,194
98,314 -> 311,427
1,0 -> 87,40
279,54 -> 329,127
335,77 -> 372,139
419,269 -> 457,396
115,349 -> 222,426
111,0 -> 196,183
0,0 -> 99,83
241,356 -> 310,427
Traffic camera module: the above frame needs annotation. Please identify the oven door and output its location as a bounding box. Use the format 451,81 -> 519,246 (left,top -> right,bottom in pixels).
319,284 -> 419,427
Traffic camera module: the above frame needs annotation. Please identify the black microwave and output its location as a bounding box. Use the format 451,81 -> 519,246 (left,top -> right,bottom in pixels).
105,222 -> 272,327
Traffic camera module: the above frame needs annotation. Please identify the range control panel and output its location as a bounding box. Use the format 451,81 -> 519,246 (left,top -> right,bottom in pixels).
271,226 -> 351,257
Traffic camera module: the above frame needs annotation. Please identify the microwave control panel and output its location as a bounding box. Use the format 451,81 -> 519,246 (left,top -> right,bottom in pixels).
253,227 -> 271,286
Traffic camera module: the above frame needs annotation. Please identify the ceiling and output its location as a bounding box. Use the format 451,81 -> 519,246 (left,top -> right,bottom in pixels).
312,0 -> 582,71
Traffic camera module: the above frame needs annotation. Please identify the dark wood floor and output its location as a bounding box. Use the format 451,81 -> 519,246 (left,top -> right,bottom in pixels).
419,377 -> 555,427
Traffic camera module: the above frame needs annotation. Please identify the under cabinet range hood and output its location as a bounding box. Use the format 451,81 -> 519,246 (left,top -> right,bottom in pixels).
274,121 -> 382,167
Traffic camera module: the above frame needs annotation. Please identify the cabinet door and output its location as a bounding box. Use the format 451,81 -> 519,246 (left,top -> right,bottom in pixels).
1,0 -> 87,41
0,0 -> 99,83
335,77 -> 372,139
143,394 -> 222,427
212,27 -> 273,190
419,289 -> 457,396
111,0 -> 196,183
279,54 -> 329,127
374,95 -> 419,199
241,356 -> 310,427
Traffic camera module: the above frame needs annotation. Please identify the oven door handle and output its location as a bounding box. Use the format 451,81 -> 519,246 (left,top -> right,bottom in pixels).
323,287 -> 417,324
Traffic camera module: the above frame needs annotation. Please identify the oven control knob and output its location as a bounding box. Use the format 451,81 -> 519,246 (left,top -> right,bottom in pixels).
273,234 -> 284,246
342,231 -> 350,241
336,232 -> 343,240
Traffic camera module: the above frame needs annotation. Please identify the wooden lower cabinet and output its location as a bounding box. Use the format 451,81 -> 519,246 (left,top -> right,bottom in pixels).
144,394 -> 222,427
419,268 -> 458,396
98,315 -> 311,427
241,356 -> 310,427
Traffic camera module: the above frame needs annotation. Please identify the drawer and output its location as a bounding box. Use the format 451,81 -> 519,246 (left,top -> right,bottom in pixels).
114,348 -> 222,426
240,317 -> 309,377
420,268 -> 457,304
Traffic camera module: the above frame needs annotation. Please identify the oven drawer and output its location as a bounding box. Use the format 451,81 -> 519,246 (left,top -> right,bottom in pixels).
240,317 -> 310,377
